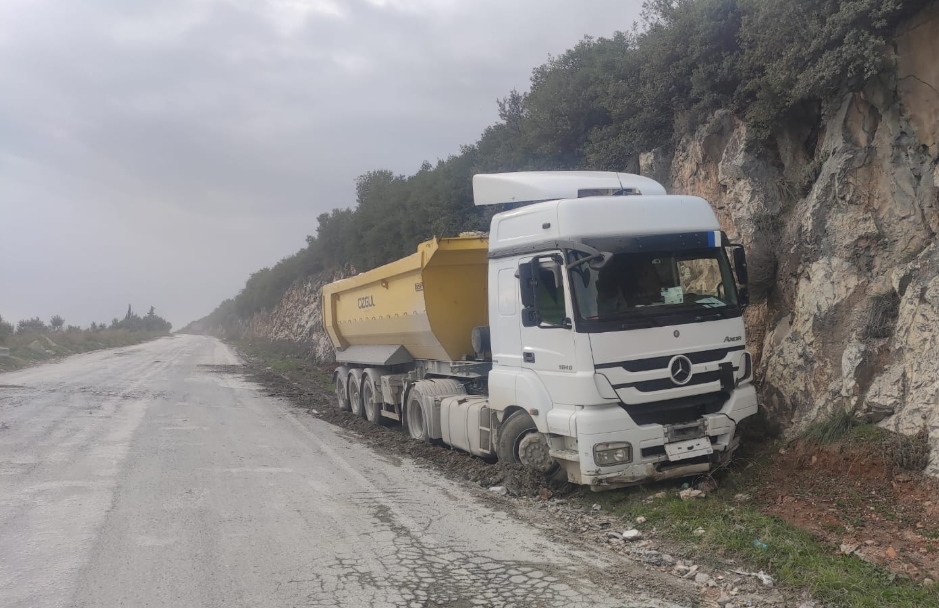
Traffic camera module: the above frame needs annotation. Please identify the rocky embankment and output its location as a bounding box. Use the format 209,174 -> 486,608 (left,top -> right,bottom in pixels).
642,3 -> 939,472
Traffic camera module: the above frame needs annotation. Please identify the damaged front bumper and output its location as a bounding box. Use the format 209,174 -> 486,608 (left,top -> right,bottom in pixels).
554,384 -> 757,490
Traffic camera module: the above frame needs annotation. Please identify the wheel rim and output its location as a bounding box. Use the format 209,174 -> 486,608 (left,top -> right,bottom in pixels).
336,377 -> 348,410
350,379 -> 362,416
363,383 -> 377,423
517,432 -> 554,473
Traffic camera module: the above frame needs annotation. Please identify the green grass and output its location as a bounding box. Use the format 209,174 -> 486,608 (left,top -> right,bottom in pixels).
0,329 -> 169,372
588,485 -> 938,608
799,410 -> 930,472
233,338 -> 333,390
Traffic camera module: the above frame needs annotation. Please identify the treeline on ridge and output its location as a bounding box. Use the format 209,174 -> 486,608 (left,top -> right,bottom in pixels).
201,0 -> 928,329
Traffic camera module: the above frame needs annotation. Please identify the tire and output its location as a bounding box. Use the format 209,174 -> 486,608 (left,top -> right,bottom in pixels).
362,378 -> 386,425
406,388 -> 429,441
348,373 -> 365,418
496,410 -> 557,473
335,374 -> 350,412
404,379 -> 465,442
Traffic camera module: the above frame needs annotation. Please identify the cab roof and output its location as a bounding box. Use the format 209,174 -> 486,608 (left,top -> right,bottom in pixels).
472,171 -> 667,206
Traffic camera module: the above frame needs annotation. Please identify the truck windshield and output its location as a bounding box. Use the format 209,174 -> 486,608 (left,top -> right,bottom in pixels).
567,248 -> 740,330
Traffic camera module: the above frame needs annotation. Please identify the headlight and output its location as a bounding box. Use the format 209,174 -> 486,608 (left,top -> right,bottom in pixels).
593,442 -> 632,466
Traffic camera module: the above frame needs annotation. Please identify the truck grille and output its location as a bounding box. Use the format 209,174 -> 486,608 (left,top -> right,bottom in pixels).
596,345 -> 744,373
620,392 -> 727,426
613,370 -> 723,393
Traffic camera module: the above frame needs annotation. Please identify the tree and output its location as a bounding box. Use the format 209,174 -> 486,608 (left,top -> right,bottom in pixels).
17,317 -> 46,333
50,315 -> 64,331
0,315 -> 13,344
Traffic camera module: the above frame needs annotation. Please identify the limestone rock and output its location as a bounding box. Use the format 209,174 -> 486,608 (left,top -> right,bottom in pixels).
655,2 -> 939,472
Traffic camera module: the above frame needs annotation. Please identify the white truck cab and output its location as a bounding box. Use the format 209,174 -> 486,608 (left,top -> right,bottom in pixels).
476,172 -> 757,488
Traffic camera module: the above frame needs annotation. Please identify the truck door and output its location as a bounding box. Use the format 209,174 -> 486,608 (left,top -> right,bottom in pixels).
518,254 -> 577,398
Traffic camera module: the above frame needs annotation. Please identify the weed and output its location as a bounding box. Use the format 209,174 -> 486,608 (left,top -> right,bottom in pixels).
800,410 -> 859,445
863,291 -> 900,340
884,426 -> 931,472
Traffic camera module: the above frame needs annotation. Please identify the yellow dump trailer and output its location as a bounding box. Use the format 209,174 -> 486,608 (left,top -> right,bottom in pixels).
322,235 -> 489,363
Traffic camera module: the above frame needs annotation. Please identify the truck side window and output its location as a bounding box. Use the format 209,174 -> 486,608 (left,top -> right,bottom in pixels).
536,267 -> 566,326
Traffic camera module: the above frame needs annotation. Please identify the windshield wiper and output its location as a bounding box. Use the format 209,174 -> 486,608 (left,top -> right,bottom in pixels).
694,310 -> 729,322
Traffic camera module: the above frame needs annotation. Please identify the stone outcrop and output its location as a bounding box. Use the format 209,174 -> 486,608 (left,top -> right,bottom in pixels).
646,4 -> 939,472
203,268 -> 350,363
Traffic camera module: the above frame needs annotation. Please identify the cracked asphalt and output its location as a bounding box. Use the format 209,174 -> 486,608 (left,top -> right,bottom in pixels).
0,335 -> 687,607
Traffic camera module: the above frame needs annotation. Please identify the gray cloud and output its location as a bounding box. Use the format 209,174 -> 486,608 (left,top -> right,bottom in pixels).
0,0 -> 643,328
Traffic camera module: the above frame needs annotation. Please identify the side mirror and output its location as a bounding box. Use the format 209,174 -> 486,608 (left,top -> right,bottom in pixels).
731,246 -> 749,286
518,261 -> 540,327
738,286 -> 750,309
518,261 -> 536,308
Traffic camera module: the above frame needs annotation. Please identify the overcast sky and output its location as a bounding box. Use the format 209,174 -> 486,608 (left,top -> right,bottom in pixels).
0,0 -> 643,329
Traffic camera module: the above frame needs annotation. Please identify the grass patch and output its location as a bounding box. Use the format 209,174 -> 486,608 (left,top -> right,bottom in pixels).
590,487 -> 939,608
799,411 -> 930,472
0,329 -> 169,372
233,338 -> 333,391
800,410 -> 859,445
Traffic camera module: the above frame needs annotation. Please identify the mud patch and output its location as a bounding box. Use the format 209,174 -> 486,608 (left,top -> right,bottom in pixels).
197,364 -> 245,374
242,363 -> 571,499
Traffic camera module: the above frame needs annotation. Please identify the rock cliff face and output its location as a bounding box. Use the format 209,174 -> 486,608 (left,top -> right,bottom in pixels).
211,268 -> 348,363
645,3 -> 939,472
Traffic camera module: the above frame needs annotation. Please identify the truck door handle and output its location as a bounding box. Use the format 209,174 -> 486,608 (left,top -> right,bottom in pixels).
523,352 -> 535,363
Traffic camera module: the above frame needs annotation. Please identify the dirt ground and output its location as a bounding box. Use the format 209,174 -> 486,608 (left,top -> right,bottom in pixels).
235,362 -> 566,498
752,440 -> 939,583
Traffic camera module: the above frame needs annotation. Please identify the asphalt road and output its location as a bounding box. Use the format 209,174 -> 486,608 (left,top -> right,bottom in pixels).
0,335 -> 683,608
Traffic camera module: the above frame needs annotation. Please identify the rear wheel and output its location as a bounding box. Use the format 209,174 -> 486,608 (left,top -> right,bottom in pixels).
335,374 -> 350,411
348,374 -> 365,417
406,388 -> 429,441
496,411 -> 556,473
404,379 -> 465,442
362,379 -> 386,425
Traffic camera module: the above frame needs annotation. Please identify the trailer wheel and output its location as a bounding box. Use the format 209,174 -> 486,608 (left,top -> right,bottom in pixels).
335,374 -> 350,412
496,411 -> 557,474
348,373 -> 365,418
362,378 -> 387,426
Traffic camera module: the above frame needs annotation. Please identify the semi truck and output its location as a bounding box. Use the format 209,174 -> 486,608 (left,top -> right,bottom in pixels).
322,171 -> 757,490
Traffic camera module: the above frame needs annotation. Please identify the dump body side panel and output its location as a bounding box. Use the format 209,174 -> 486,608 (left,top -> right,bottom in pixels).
322,236 -> 489,362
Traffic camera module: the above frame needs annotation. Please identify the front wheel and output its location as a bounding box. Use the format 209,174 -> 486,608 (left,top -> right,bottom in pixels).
496,411 -> 557,473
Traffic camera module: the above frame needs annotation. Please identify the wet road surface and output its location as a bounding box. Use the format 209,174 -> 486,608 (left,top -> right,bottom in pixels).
0,335 -> 685,607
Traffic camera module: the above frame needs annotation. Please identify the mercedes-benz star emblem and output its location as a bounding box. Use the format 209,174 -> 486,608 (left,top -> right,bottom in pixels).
668,355 -> 693,386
